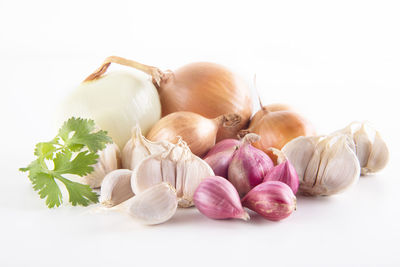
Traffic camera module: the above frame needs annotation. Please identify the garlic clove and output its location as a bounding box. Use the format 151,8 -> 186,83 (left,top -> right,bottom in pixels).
122,125 -> 172,170
131,156 -> 163,194
353,124 -> 372,168
242,181 -> 296,221
131,141 -> 214,208
363,130 -> 389,174
100,169 -> 134,207
335,121 -> 389,175
301,134 -> 360,196
281,136 -> 320,184
303,136 -> 330,189
83,143 -> 121,188
193,176 -> 249,220
126,182 -> 178,225
181,154 -> 215,207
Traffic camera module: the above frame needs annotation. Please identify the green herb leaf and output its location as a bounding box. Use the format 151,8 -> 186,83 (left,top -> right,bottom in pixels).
20,117 -> 112,208
58,117 -> 112,153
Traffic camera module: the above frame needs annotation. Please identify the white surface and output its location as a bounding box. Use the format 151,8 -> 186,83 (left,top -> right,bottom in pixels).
1,0 -> 400,266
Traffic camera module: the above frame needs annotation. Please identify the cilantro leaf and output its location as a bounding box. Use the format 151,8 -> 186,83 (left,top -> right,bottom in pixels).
20,160 -> 63,208
58,117 -> 112,153
34,142 -> 57,159
53,150 -> 98,176
20,117 -> 112,208
57,176 -> 99,206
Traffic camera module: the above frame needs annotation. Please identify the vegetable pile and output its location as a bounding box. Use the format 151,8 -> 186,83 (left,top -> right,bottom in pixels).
21,56 -> 389,225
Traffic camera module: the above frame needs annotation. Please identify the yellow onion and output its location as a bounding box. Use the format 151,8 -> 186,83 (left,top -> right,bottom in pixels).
84,56 -> 252,141
146,111 -> 241,157
240,103 -> 315,160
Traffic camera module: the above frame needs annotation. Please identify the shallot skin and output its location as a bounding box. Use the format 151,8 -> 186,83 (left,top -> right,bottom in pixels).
264,160 -> 299,194
193,176 -> 249,220
242,181 -> 296,221
227,134 -> 274,196
203,139 -> 239,178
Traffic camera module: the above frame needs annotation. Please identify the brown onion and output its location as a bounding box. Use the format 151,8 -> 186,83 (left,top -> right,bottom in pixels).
84,56 -> 252,141
146,111 -> 241,157
240,102 -> 315,160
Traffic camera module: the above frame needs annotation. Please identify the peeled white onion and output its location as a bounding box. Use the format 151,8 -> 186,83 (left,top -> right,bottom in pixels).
57,71 -> 161,148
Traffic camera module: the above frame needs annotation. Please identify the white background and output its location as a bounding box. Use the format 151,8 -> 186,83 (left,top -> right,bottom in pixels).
1,0 -> 399,266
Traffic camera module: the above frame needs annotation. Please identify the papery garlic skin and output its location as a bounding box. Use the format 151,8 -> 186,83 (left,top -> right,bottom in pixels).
122,125 -> 172,170
83,143 -> 121,188
285,134 -> 360,196
242,181 -> 296,221
100,169 -> 133,207
57,71 -> 161,148
131,141 -> 214,207
193,176 -> 249,220
337,122 -> 389,175
281,136 -> 320,183
227,134 -> 274,196
126,182 -> 178,225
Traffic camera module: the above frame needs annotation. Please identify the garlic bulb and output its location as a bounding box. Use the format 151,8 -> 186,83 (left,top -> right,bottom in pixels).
282,134 -> 360,196
58,71 -> 161,148
336,122 -> 389,175
100,169 -> 134,207
83,143 -> 121,188
126,182 -> 178,225
122,125 -> 172,170
131,140 -> 214,207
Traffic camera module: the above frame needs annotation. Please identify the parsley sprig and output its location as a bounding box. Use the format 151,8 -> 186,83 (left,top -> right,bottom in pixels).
20,117 -> 113,208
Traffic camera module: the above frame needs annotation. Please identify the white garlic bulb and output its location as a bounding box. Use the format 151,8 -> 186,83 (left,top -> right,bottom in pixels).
121,125 -> 172,170
83,143 -> 121,188
336,122 -> 389,175
131,140 -> 214,207
100,169 -> 134,207
126,182 -> 178,225
282,134 -> 360,196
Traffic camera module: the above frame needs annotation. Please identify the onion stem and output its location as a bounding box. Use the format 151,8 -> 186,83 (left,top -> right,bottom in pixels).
84,56 -> 164,85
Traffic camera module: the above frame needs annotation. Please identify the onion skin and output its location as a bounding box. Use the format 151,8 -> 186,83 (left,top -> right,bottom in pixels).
84,57 -> 253,142
240,104 -> 315,160
242,181 -> 296,221
60,71 -> 161,149
146,111 -> 241,157
159,62 -> 252,141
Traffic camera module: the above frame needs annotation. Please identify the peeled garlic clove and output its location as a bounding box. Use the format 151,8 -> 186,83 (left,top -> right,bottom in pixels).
228,133 -> 274,197
301,134 -> 360,196
83,143 -> 121,188
264,148 -> 299,194
126,182 -> 178,225
242,181 -> 296,221
282,136 -> 321,184
122,125 -> 172,170
193,176 -> 249,220
100,169 -> 134,207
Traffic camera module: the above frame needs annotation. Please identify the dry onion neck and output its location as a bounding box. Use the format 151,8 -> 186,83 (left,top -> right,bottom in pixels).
214,114 -> 241,128
83,56 -> 166,86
